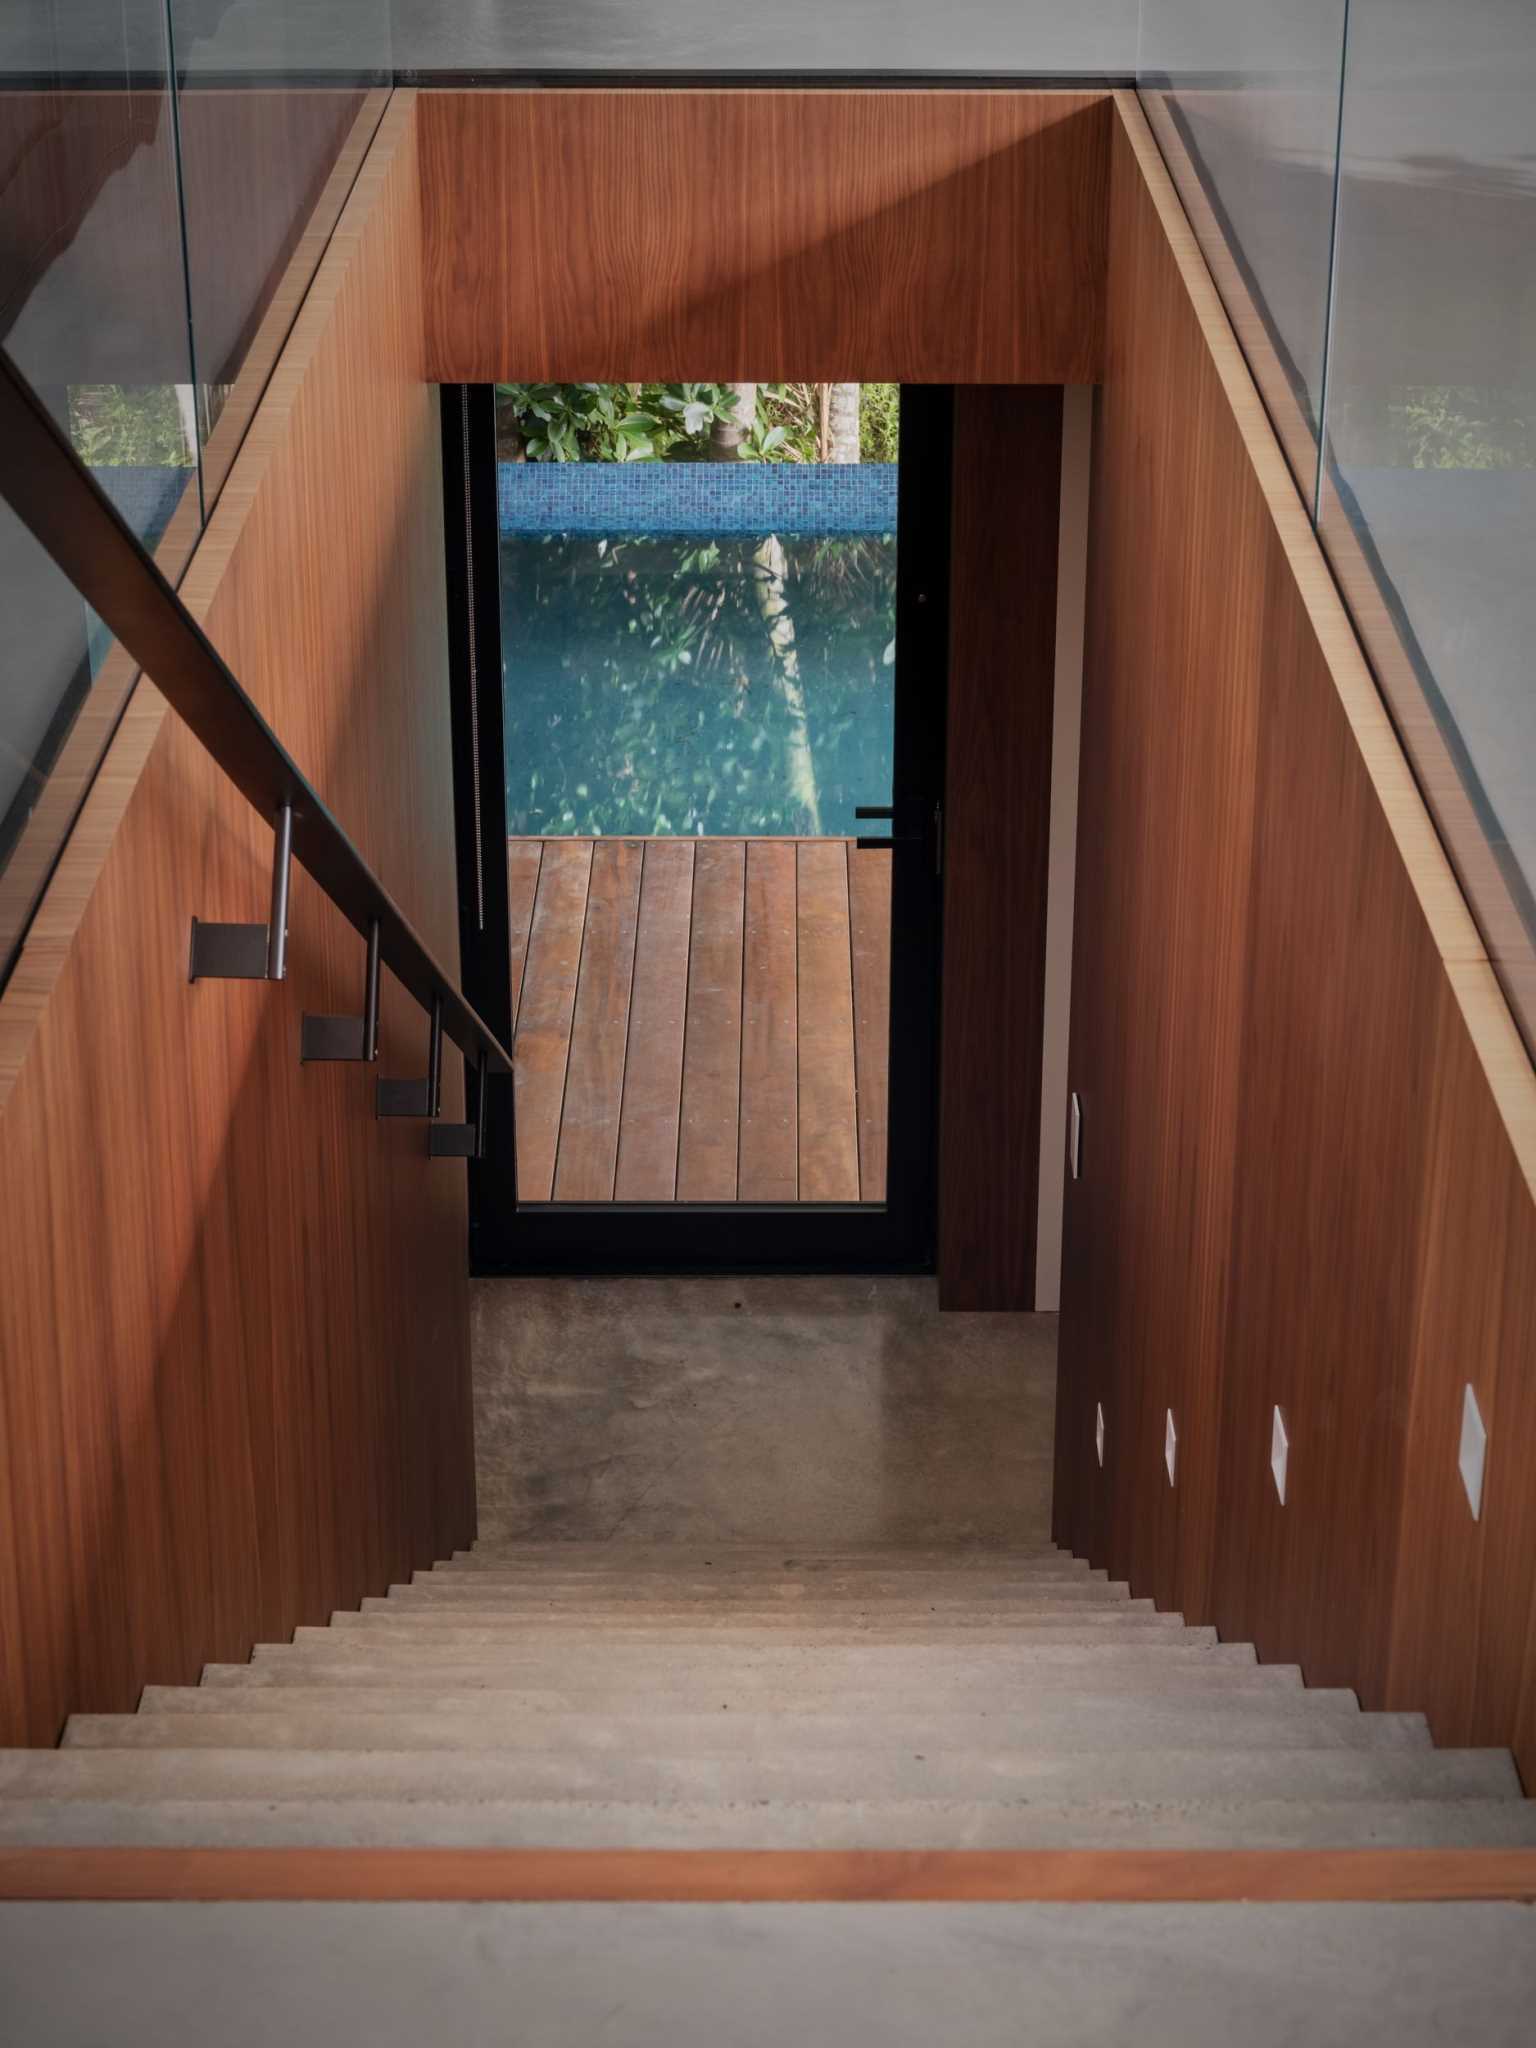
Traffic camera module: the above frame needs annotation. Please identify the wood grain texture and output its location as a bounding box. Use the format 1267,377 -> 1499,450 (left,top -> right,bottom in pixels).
796,840 -> 860,1202
505,838 -> 543,1024
848,844 -> 892,1203
513,838 -> 884,1205
613,838 -> 695,1202
739,839 -> 799,1202
552,838 -> 643,1201
0,95 -> 477,1751
938,387 -> 1062,1310
512,839 -> 594,1201
677,839 -> 746,1202
1056,94 -> 1536,1786
5,1846 -> 1536,1904
418,91 -> 1110,384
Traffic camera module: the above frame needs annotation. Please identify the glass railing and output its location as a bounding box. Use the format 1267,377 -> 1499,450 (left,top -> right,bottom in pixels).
389,2 -> 1138,78
1140,1 -> 1536,1058
0,1 -> 390,985
0,343 -> 512,1133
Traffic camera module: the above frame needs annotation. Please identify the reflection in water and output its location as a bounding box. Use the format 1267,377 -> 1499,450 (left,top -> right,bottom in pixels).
501,529 -> 897,838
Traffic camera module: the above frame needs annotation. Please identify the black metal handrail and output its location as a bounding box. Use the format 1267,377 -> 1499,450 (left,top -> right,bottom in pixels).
0,346 -> 512,1082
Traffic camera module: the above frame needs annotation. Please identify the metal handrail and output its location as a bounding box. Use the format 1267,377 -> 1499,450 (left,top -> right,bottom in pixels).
0,346 -> 511,1080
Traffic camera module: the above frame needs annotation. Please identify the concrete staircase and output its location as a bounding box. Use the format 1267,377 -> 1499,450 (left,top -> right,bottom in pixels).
5,1542 -> 1535,1851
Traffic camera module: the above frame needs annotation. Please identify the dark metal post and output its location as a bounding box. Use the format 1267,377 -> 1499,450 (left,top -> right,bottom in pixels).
428,994 -> 444,1118
363,919 -> 381,1061
266,803 -> 293,981
474,1049 -> 489,1159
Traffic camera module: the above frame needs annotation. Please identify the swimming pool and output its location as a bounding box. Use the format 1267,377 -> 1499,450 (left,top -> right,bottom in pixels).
498,467 -> 898,839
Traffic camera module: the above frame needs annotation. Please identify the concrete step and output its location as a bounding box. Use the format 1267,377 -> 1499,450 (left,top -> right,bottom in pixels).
316,1615 -> 1204,1647
243,1643 -> 1268,1690
253,1639 -> 1252,1679
394,1581 -> 1139,1609
144,1680 -> 1360,1720
7,1795 -> 1536,1851
197,1658 -> 1308,1700
9,1895 -> 1534,2048
429,1559 -> 1102,1584
462,1540 -> 1073,1556
3,1746 -> 1516,1805
77,1704 -> 1432,1753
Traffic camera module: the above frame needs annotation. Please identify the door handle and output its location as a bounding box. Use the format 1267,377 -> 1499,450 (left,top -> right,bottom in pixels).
855,801 -> 943,872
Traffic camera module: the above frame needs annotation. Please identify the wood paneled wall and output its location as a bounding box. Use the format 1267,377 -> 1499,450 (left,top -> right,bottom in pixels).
0,94 -> 476,1750
939,388 -> 1062,1309
417,91 -> 1110,384
1053,95 -> 1536,1787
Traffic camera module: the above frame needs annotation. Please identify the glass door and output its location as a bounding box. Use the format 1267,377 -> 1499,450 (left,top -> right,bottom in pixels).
445,384 -> 950,1272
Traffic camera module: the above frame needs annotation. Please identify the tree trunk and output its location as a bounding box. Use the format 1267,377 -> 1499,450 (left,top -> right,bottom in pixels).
752,533 -> 822,833
827,382 -> 861,463
708,381 -> 757,460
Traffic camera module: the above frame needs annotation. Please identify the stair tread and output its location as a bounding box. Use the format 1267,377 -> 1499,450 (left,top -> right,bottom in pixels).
7,1795 -> 1535,1851
198,1660 -> 1306,1696
80,1706 -> 1429,1752
144,1683 -> 1363,1717
6,1746 -> 1517,1802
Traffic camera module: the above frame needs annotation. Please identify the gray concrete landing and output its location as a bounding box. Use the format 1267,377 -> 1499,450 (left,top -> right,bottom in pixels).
3,1901 -> 1535,2047
469,1276 -> 1057,1548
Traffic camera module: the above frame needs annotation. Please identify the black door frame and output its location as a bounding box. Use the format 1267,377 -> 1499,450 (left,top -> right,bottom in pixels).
442,383 -> 953,1274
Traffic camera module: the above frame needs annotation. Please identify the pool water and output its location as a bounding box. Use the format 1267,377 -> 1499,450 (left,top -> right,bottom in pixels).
500,528 -> 897,838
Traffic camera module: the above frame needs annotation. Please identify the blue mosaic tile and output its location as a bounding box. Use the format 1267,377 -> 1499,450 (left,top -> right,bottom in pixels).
498,460 -> 898,537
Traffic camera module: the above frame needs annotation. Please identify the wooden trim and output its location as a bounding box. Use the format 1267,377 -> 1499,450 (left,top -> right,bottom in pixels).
1137,89 -> 1320,501
0,91 -> 418,1115
3,1847 -> 1536,1904
1110,91 -> 1536,1203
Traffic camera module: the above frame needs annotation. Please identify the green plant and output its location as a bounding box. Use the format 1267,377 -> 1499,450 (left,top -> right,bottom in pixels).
494,382 -> 901,464
496,382 -> 752,463
860,383 -> 900,462
67,383 -> 192,466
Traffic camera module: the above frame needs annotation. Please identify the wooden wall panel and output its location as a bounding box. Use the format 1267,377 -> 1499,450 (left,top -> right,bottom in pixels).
1058,94 -> 1536,1786
938,387 -> 1061,1310
0,94 -> 475,1750
417,90 -> 1110,385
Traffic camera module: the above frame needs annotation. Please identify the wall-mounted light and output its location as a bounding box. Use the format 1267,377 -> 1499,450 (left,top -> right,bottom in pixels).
1458,1384 -> 1487,1522
1068,1092 -> 1083,1180
1164,1408 -> 1177,1487
1095,1400 -> 1105,1467
1270,1405 -> 1290,1506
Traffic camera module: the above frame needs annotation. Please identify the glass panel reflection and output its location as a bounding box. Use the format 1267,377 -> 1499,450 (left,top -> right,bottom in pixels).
168,0 -> 391,504
1319,0 -> 1536,1017
0,0 -> 201,569
1139,0 -> 1348,496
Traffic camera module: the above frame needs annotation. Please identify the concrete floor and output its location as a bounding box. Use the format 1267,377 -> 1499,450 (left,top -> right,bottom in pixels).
6,1900 -> 1536,2047
469,1276 -> 1056,1548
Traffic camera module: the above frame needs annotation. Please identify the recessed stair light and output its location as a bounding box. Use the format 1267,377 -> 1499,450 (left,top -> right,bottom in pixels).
1458,1385 -> 1487,1522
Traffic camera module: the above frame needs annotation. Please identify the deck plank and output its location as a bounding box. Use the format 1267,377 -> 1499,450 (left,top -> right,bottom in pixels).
513,840 -> 594,1201
796,840 -> 860,1202
848,844 -> 893,1202
676,840 -> 746,1202
552,839 -> 645,1202
739,841 -> 799,1201
506,840 -> 544,1025
614,840 -> 697,1201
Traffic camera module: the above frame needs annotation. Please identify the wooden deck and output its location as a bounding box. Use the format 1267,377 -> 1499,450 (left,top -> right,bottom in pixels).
507,838 -> 891,1204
